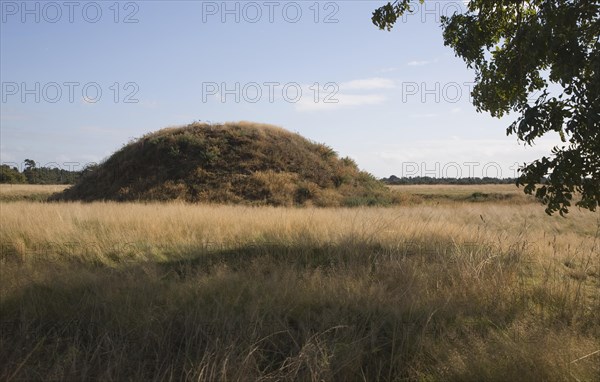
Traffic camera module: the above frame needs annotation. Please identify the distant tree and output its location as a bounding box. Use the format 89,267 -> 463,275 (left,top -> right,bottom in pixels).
23,159 -> 37,183
380,176 -> 516,185
0,165 -> 26,184
372,0 -> 599,215
16,159 -> 82,184
24,159 -> 36,170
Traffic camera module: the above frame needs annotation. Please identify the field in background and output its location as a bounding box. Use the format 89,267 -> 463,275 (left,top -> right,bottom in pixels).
1,186 -> 598,380
0,184 -> 69,202
389,184 -> 536,204
389,184 -> 524,195
1,183 -> 537,205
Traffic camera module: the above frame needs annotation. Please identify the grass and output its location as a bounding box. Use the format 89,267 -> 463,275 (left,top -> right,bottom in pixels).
0,183 -> 537,206
0,184 -> 69,202
388,184 -> 525,196
388,184 -> 536,204
0,186 -> 599,381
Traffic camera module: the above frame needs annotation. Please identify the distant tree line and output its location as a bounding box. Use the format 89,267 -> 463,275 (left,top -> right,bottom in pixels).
0,159 -> 82,184
381,175 -> 517,185
0,159 -> 521,186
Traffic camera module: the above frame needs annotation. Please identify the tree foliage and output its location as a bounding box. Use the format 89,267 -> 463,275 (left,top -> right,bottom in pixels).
23,166 -> 81,184
0,162 -> 81,184
0,165 -> 27,184
381,175 -> 517,185
24,159 -> 36,170
373,0 -> 600,215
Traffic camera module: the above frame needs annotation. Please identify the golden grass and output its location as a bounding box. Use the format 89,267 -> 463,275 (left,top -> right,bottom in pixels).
388,183 -> 538,205
0,202 -> 597,263
0,184 -> 69,203
388,183 -> 525,195
1,197 -> 599,380
0,184 -> 68,195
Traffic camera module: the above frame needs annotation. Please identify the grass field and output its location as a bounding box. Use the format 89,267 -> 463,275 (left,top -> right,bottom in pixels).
388,184 -> 525,196
0,184 -> 69,202
388,184 -> 536,204
1,185 -> 599,381
0,183 -> 532,204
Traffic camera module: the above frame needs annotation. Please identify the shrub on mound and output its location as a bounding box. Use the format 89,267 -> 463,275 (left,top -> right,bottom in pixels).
54,122 -> 393,206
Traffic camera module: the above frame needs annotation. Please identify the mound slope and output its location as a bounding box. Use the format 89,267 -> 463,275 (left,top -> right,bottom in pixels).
56,122 -> 392,206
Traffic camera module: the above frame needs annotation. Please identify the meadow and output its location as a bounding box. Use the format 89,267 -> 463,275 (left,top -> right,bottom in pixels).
1,185 -> 598,381
0,184 -> 69,202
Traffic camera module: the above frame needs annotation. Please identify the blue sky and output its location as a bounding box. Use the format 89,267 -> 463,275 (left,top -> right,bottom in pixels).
1,0 -> 560,178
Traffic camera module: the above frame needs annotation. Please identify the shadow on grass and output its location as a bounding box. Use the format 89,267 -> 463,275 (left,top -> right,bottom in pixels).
2,240 -> 594,381
0,242 -> 438,381
155,241 -> 388,280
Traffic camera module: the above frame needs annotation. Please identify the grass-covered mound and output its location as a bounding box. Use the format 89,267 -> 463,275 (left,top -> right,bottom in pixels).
55,122 -> 393,206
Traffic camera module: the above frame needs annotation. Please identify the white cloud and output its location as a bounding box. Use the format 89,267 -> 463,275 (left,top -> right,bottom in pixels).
407,58 -> 439,67
294,78 -> 394,111
340,78 -> 396,90
378,67 -> 400,73
295,93 -> 386,112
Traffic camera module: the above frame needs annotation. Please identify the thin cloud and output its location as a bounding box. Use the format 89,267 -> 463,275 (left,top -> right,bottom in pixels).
340,78 -> 396,91
407,58 -> 439,67
377,67 -> 401,73
295,93 -> 386,112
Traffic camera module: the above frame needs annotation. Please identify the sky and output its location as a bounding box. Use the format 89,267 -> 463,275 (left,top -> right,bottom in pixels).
1,0 -> 562,178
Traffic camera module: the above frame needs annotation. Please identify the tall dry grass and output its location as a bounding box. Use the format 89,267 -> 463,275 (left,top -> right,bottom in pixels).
1,200 -> 598,380
0,184 -> 68,202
